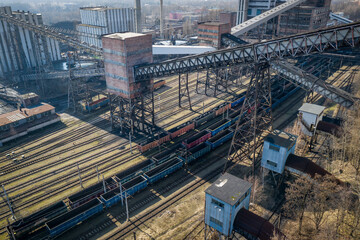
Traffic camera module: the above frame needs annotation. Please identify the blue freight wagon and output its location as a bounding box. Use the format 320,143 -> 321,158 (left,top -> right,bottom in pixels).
207,119 -> 231,136
206,129 -> 234,149
152,144 -> 181,164
229,109 -> 241,124
122,175 -> 148,197
8,201 -> 68,239
100,189 -> 121,208
193,111 -> 215,127
144,158 -> 183,184
68,177 -> 117,209
184,142 -> 211,164
46,198 -> 103,236
114,159 -> 155,184
231,96 -> 245,108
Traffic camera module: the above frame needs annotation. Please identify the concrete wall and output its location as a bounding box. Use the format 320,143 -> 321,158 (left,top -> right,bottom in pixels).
0,6 -> 61,78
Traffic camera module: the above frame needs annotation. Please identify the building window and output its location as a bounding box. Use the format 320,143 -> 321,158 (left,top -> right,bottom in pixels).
267,160 -> 278,168
211,199 -> 224,208
256,9 -> 262,15
210,217 -> 223,227
28,116 -> 35,122
269,144 -> 280,152
12,121 -> 19,127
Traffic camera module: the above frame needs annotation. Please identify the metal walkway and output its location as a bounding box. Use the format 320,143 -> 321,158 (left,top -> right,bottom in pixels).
231,0 -> 306,37
271,60 -> 358,108
135,22 -> 360,80
330,12 -> 353,25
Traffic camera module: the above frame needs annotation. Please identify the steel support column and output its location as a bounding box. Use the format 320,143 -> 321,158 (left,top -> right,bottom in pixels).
224,63 -> 273,174
178,73 -> 192,110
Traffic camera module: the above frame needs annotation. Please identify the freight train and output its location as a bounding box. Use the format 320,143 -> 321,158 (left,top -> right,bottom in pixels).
7,79 -> 299,240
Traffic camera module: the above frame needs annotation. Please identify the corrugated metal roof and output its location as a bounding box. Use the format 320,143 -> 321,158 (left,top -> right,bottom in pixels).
298,103 -> 325,115
205,173 -> 252,206
264,130 -> 297,149
233,208 -> 286,240
285,154 -> 330,178
0,103 -> 55,126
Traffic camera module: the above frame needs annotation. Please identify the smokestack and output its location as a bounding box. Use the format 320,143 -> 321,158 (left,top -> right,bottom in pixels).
135,0 -> 142,33
160,0 -> 164,39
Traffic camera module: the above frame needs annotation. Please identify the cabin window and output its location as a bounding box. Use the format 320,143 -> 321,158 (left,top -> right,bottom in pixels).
211,199 -> 224,208
269,144 -> 280,152
210,217 -> 223,227
12,121 -> 19,127
267,160 -> 278,168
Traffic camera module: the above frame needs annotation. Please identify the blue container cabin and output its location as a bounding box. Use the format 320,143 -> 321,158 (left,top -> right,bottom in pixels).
46,198 -> 103,237
207,119 -> 231,136
144,157 -> 183,184
206,129 -> 234,149
204,173 -> 252,237
184,142 -> 211,164
9,201 -> 67,239
121,175 -> 148,197
114,159 -> 155,184
261,130 -> 297,174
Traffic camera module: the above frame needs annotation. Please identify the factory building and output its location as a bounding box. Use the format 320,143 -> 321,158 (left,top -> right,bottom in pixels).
0,6 -> 61,79
77,7 -> 136,49
277,0 -> 331,35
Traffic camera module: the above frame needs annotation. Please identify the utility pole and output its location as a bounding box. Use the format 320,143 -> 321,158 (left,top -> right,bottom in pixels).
96,165 -> 100,182
2,185 -> 15,220
77,164 -> 83,188
119,180 -> 124,206
125,192 -> 129,221
160,0 -> 164,39
102,175 -> 107,193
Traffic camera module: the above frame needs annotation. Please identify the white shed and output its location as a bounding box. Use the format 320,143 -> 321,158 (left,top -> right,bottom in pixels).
261,130 -> 297,174
204,173 -> 252,237
298,103 -> 325,136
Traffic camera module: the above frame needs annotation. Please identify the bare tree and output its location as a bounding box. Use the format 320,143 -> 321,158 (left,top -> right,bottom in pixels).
283,175 -> 313,235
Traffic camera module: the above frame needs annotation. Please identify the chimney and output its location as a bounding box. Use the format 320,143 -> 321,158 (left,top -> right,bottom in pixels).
160,0 -> 164,39
135,0 -> 142,33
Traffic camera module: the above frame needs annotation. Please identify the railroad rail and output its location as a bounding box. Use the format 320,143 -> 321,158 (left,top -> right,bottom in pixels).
134,21 -> 360,80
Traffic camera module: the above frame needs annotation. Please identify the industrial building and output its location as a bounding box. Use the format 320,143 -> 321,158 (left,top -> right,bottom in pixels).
277,0 -> 331,35
77,7 -> 136,48
0,6 -> 61,79
198,22 -> 231,49
0,103 -> 59,146
234,0 -> 331,35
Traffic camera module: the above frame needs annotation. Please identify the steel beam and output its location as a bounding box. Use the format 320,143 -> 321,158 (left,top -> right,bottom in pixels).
134,22 -> 360,80
271,60 -> 358,108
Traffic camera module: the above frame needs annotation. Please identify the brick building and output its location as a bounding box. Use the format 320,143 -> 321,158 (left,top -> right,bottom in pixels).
198,22 -> 231,49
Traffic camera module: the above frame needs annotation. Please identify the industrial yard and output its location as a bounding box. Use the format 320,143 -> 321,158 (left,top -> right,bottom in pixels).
1,0 -> 360,239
